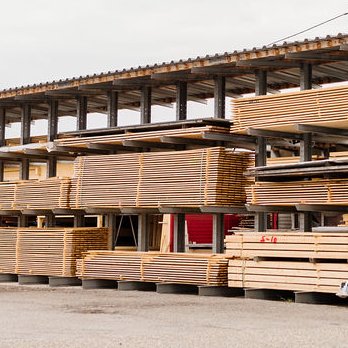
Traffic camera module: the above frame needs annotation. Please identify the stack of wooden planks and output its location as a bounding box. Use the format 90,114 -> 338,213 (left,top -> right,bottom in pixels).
0,227 -> 109,277
246,179 -> 348,206
231,84 -> 348,133
77,251 -> 229,286
0,228 -> 17,274
0,182 -> 18,210
70,147 -> 253,209
56,125 -> 229,148
13,177 -> 71,210
226,232 -> 348,293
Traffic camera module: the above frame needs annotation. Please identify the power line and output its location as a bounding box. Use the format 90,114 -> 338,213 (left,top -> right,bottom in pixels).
267,12 -> 348,46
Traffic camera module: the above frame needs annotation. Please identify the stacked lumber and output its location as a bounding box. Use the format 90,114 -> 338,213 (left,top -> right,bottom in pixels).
267,155 -> 323,166
246,179 -> 348,205
231,84 -> 348,133
0,182 -> 17,210
77,251 -> 229,286
16,228 -> 109,277
0,228 -> 17,274
70,147 -> 253,208
57,125 -> 229,148
225,232 -> 348,293
13,177 -> 71,210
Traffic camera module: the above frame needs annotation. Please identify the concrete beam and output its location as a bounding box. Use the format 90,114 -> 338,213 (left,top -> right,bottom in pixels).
0,274 -> 18,282
49,277 -> 82,287
18,275 -> 49,285
245,288 -> 294,301
117,281 -> 156,291
156,283 -> 198,295
82,279 -> 117,290
198,286 -> 244,297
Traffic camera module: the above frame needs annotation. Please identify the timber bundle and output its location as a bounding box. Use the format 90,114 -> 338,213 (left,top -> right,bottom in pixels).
77,251 -> 229,286
70,147 -> 253,209
246,179 -> 348,206
225,232 -> 348,294
0,182 -> 18,210
231,84 -> 348,133
0,228 -> 109,277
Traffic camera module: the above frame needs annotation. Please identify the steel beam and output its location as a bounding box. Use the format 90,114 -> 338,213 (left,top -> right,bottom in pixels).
300,63 -> 312,90
173,213 -> 185,252
137,214 -> 149,251
47,100 -> 58,142
74,214 -> 85,227
140,86 -> 151,124
248,128 -> 303,140
300,133 -> 312,162
107,90 -> 118,127
176,81 -> 187,121
0,108 -> 5,182
212,213 -> 224,253
76,95 -> 88,130
46,157 -> 57,178
255,70 -> 267,96
214,76 -> 225,119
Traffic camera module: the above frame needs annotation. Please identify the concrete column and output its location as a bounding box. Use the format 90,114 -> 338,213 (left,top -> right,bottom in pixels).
137,214 -> 149,251
176,81 -> 187,121
76,96 -> 88,131
173,213 -> 185,252
214,76 -> 225,119
107,91 -> 118,128
140,87 -> 151,124
212,213 -> 224,253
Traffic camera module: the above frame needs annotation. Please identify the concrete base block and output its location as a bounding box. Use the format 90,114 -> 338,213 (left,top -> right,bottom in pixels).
18,275 -> 49,285
117,281 -> 156,291
82,279 -> 117,290
49,277 -> 82,287
0,274 -> 18,282
295,292 -> 343,305
156,283 -> 198,295
245,288 -> 294,301
198,286 -> 244,297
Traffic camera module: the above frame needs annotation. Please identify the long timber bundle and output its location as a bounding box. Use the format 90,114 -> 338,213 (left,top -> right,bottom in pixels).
70,147 -> 253,209
14,177 -> 71,210
225,232 -> 348,259
56,125 -> 229,148
0,182 -> 17,210
226,232 -> 348,293
0,228 -> 17,274
246,179 -> 348,206
77,251 -> 229,286
16,228 -> 109,277
231,84 -> 348,133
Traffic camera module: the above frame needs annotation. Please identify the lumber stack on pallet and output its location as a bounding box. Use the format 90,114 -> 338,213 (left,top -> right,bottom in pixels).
13,177 -> 71,210
246,179 -> 348,206
13,228 -> 109,277
231,84 -> 348,133
225,232 -> 348,293
0,182 -> 17,210
56,125 -> 230,148
70,147 -> 253,209
77,251 -> 229,286
0,228 -> 17,274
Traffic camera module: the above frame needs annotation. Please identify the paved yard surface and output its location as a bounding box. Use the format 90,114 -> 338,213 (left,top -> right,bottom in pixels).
0,283 -> 347,348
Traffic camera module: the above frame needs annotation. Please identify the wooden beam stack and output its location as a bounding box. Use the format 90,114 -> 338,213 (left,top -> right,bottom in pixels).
246,179 -> 348,206
0,227 -> 109,277
13,177 -> 71,210
70,147 -> 253,209
231,84 -> 348,133
0,182 -> 17,210
77,251 -> 229,286
225,232 -> 348,293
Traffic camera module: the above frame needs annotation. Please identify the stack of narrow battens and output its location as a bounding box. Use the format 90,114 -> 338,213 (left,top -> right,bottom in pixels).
57,124 -> 229,148
0,228 -> 17,274
231,84 -> 348,133
70,147 -> 253,209
0,182 -> 17,210
13,177 -> 71,210
226,232 -> 348,293
0,228 -> 109,277
77,251 -> 229,286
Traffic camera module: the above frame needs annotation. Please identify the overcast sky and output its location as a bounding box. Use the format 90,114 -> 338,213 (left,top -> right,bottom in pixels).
1,0 -> 348,136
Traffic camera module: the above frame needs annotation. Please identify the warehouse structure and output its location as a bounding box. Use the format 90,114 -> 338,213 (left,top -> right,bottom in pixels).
1,34 -> 348,298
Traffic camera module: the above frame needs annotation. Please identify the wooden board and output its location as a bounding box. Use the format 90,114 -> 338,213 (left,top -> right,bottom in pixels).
77,251 -> 229,286
70,147 -> 253,209
231,84 -> 348,133
228,259 -> 347,293
225,231 -> 348,259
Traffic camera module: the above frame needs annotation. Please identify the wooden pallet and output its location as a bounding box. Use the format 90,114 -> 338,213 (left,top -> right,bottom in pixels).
77,251 -> 229,286
231,84 -> 348,133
